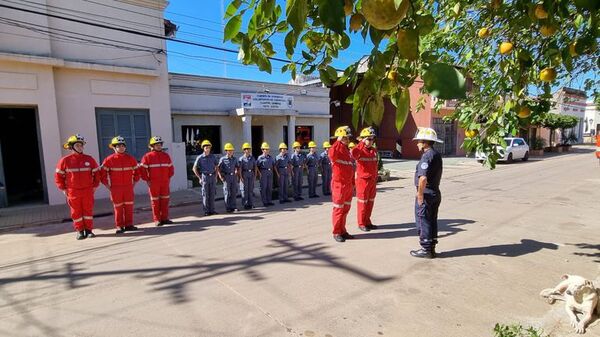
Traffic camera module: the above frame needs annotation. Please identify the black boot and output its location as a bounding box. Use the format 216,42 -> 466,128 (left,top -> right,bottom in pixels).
76,231 -> 86,240
124,225 -> 139,231
366,224 -> 378,230
161,220 -> 174,225
333,234 -> 345,242
341,232 -> 355,240
410,248 -> 434,259
85,230 -> 96,238
116,227 -> 126,234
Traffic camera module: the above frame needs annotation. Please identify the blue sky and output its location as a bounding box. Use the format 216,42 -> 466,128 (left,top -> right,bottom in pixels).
164,1 -> 596,96
164,0 -> 372,83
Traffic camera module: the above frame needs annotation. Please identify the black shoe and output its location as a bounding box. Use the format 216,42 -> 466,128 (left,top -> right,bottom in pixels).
116,227 -> 126,234
76,231 -> 87,240
161,220 -> 174,225
226,209 -> 235,213
333,234 -> 346,242
324,192 -> 331,196
267,202 -> 275,206
244,205 -> 252,210
204,212 -> 211,216
124,225 -> 139,231
342,232 -> 354,240
210,211 -> 218,215
85,230 -> 96,238
366,224 -> 378,230
294,197 -> 303,201
410,249 -> 435,259
155,221 -> 163,227
359,225 -> 370,232
309,195 -> 320,198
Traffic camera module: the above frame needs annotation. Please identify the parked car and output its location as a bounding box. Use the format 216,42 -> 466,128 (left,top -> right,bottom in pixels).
476,137 -> 530,163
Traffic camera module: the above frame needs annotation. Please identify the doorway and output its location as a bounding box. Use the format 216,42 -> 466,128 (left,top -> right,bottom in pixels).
251,126 -> 263,158
0,107 -> 44,207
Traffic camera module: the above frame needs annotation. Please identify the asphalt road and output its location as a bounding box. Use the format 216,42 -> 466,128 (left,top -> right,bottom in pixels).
0,148 -> 598,337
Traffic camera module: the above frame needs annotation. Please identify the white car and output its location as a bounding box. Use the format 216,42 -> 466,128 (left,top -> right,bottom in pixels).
476,137 -> 530,163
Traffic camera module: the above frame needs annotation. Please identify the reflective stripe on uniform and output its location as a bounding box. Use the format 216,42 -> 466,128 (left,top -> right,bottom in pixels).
332,203 -> 344,208
92,167 -> 101,172
113,203 -> 124,207
356,198 -> 368,203
55,169 -> 65,174
369,198 -> 375,202
105,167 -> 136,171
151,197 -> 159,201
159,195 -> 170,199
344,201 -> 352,205
141,164 -> 149,168
335,159 -> 353,165
72,217 -> 83,222
358,157 -> 378,161
148,163 -> 172,168
123,201 -> 134,205
83,216 -> 93,220
65,167 -> 92,172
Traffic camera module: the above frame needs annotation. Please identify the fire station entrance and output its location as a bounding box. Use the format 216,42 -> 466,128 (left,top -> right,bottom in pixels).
0,107 -> 45,207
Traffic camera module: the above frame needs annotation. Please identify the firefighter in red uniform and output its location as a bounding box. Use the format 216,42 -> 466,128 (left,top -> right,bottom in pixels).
329,126 -> 355,243
352,127 -> 379,232
55,134 -> 100,240
140,136 -> 174,226
101,136 -> 140,234
596,134 -> 600,165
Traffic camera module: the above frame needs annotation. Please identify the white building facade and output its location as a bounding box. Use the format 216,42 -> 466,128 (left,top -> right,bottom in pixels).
551,87 -> 588,143
0,0 -> 186,207
169,73 -> 331,185
584,100 -> 599,143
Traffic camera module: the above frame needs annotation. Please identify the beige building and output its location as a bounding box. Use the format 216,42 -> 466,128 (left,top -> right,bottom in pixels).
169,73 -> 331,184
0,0 -> 186,207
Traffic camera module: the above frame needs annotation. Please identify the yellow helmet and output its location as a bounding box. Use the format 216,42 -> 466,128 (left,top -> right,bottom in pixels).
224,143 -> 234,151
279,142 -> 288,150
109,136 -> 126,148
201,139 -> 212,148
333,125 -> 352,138
63,134 -> 86,149
322,141 -> 331,148
261,142 -> 270,150
348,142 -> 356,149
242,142 -> 252,150
359,126 -> 376,139
292,141 -> 302,148
149,136 -> 163,147
308,141 -> 317,148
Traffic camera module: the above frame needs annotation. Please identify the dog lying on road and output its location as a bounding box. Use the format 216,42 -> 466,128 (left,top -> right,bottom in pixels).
540,274 -> 599,334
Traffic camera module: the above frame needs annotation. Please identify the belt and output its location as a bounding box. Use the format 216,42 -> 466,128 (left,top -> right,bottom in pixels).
292,165 -> 300,168
244,169 -> 254,172
260,168 -> 272,171
202,173 -> 214,176
277,166 -> 288,169
227,173 -> 234,175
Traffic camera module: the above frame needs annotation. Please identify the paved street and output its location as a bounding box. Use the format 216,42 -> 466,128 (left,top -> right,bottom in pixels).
0,148 -> 598,337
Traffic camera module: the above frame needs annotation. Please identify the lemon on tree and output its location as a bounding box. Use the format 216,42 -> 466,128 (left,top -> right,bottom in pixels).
540,25 -> 557,37
349,13 -> 364,32
478,27 -> 491,38
499,42 -> 514,54
518,106 -> 531,118
539,67 -> 557,82
465,129 -> 478,138
534,4 -> 549,20
360,0 -> 410,30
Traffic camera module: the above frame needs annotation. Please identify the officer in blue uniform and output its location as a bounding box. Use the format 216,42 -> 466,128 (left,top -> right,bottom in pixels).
319,141 -> 332,196
275,142 -> 292,204
193,140 -> 219,216
306,141 -> 319,198
239,142 -> 257,210
290,141 -> 305,201
218,143 -> 239,213
257,142 -> 275,207
410,128 -> 444,259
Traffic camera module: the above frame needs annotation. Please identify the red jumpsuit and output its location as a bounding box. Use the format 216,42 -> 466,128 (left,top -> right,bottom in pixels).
328,140 -> 355,235
55,153 -> 100,232
140,150 -> 174,222
101,153 -> 140,228
351,141 -> 378,228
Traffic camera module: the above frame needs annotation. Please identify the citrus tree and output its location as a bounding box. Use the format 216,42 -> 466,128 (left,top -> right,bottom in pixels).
224,0 -> 599,166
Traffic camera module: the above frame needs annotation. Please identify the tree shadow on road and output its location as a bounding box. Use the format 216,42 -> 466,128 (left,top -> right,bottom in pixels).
353,218 -> 475,240
0,239 -> 395,305
439,239 -> 558,258
568,243 -> 600,263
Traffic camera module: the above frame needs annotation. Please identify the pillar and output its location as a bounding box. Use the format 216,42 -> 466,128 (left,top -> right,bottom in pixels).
287,115 -> 296,148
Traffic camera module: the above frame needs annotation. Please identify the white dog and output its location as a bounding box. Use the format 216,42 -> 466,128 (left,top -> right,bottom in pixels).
540,274 -> 600,334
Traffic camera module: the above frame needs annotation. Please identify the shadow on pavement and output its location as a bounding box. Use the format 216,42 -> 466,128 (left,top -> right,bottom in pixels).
353,218 -> 475,240
0,239 -> 395,304
439,239 -> 558,258
569,243 -> 600,263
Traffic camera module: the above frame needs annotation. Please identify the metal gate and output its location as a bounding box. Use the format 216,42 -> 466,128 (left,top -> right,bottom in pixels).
432,118 -> 456,155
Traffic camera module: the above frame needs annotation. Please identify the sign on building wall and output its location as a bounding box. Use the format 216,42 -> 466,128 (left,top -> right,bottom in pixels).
241,93 -> 294,110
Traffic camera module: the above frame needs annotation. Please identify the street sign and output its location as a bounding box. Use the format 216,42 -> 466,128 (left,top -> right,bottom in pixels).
241,93 -> 294,110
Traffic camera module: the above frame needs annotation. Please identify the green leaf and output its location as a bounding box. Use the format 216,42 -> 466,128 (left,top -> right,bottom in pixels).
317,0 -> 345,34
286,0 -> 307,34
284,31 -> 297,58
416,15 -> 435,35
352,89 -> 362,129
254,49 -> 272,73
394,0 -> 403,10
224,15 -> 243,42
319,68 -> 333,86
574,14 -> 584,30
395,87 -> 410,132
368,95 -> 385,125
422,63 -> 466,100
224,0 -> 242,19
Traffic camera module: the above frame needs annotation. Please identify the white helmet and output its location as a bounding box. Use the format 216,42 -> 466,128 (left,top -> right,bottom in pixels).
413,127 -> 444,143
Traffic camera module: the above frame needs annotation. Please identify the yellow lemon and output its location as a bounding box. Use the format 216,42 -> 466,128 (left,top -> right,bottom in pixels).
518,106 -> 531,118
569,42 -> 578,57
499,42 -> 514,54
539,67 -> 557,82
465,129 -> 478,138
534,4 -> 548,19
361,0 -> 410,30
540,25 -> 557,37
478,27 -> 491,38
349,13 -> 364,32
387,70 -> 398,81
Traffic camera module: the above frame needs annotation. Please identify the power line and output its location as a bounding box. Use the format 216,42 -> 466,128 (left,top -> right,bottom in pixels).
0,3 -> 293,65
